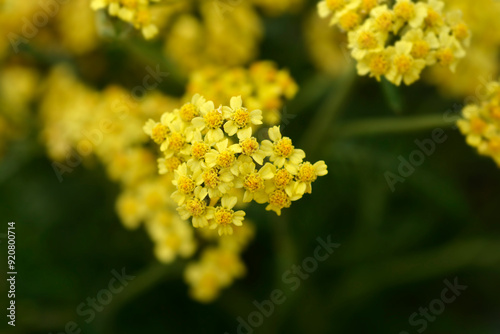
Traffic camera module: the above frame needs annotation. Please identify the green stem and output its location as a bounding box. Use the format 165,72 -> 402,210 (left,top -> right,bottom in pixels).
300,67 -> 357,156
333,113 -> 456,139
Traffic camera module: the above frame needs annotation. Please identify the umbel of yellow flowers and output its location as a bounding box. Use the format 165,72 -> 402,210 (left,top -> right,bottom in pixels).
317,0 -> 470,86
458,80 -> 500,167
145,94 -> 328,236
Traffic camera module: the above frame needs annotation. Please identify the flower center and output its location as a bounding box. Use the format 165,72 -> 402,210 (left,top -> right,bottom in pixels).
425,8 -> 443,28
214,207 -> 234,226
436,48 -> 454,67
298,163 -> 317,183
394,1 -> 414,21
204,109 -> 224,130
360,0 -> 378,13
369,52 -> 390,76
233,108 -> 250,128
169,132 -> 185,151
216,150 -> 235,168
202,168 -> 220,188
453,23 -> 469,41
244,173 -> 264,192
375,12 -> 393,32
274,169 -> 293,189
191,142 -> 209,160
470,117 -> 486,134
178,176 -> 195,194
186,198 -> 206,216
151,124 -> 169,144
339,11 -> 361,31
268,189 -> 291,209
241,138 -> 259,155
180,103 -> 199,122
358,31 -> 378,50
411,40 -> 429,59
273,137 -> 294,158
394,54 -> 413,74
163,156 -> 182,172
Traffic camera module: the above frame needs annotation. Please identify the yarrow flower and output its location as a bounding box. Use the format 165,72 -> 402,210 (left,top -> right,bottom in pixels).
91,0 -> 160,39
145,94 -> 328,235
458,80 -> 500,166
317,0 -> 470,86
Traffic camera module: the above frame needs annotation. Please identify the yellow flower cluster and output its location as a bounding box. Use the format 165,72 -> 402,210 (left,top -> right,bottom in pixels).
145,94 -> 328,236
163,1 -> 262,73
425,0 -> 500,97
38,62 -> 302,302
91,0 -> 160,39
317,0 -> 470,86
457,80 -> 500,167
185,61 -> 298,125
1,0 -> 99,57
304,10 -> 352,78
40,65 -> 197,264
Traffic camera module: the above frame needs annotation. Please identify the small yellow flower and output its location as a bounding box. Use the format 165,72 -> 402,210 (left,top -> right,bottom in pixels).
171,163 -> 203,205
192,100 -> 226,143
457,105 -> 490,147
401,29 -> 439,65
223,96 -> 263,140
143,119 -> 169,145
205,139 -> 242,175
202,167 -> 234,199
236,162 -> 274,203
210,196 -> 245,236
348,21 -> 387,60
424,0 -> 445,32
435,29 -> 466,72
393,0 -> 427,30
386,41 -> 426,86
266,189 -> 292,216
295,161 -> 328,195
356,49 -> 391,81
239,136 -> 267,165
260,126 -> 305,173
370,5 -> 394,33
178,187 -> 213,228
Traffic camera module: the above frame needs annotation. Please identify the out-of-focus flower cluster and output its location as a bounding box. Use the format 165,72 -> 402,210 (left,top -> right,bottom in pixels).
317,0 -> 470,86
185,61 -> 298,126
91,0 -> 161,39
425,0 -> 500,97
458,80 -> 500,167
90,0 -> 303,74
35,59 -> 307,302
145,94 -> 328,236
